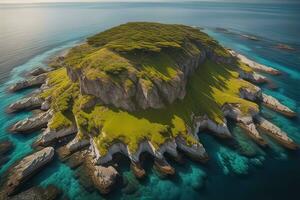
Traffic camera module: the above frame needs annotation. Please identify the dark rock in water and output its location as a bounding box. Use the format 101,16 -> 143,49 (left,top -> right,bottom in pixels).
275,43 -> 296,51
4,185 -> 62,200
241,34 -> 260,41
0,140 -> 13,155
215,27 -> 230,33
266,81 -> 278,90
121,177 -> 139,195
0,156 -> 9,168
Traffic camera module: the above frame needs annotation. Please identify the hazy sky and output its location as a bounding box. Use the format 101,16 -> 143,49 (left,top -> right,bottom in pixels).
0,0 -> 297,4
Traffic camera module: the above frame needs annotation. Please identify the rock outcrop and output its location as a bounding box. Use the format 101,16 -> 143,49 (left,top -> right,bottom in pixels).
256,116 -> 298,149
230,50 -> 280,75
175,137 -> 209,162
7,96 -> 43,113
5,147 -> 55,196
10,111 -> 52,133
37,125 -> 78,146
26,67 -> 50,77
8,74 -> 47,92
238,70 -> 268,84
194,116 -> 232,138
262,93 -> 296,117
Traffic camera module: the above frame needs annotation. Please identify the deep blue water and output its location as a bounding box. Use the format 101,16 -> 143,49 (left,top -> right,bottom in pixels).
0,2 -> 300,200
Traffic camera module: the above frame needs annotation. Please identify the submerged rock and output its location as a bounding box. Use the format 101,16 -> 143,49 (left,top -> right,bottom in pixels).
0,140 -> 13,155
154,158 -> 175,176
0,140 -> 14,168
5,185 -> 61,200
275,43 -> 296,51
5,147 -> 55,196
7,96 -> 43,113
8,74 -> 47,92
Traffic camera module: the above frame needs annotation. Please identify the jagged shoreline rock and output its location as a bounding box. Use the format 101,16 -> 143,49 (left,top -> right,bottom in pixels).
256,116 -> 298,150
262,93 -> 296,117
9,111 -> 53,133
36,125 -> 78,147
8,74 -> 47,92
4,147 -> 55,196
7,96 -> 43,113
230,50 -> 280,75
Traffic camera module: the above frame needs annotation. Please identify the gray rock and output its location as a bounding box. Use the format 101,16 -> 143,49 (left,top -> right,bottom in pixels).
7,96 -> 43,113
37,125 -> 78,146
10,111 -> 53,133
5,147 -> 55,196
262,93 -> 296,117
8,74 -> 47,92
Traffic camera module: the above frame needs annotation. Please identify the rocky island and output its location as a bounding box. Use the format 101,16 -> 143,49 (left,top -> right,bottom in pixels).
2,22 -> 298,197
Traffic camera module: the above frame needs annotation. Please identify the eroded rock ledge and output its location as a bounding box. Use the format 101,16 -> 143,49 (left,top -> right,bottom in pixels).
8,74 -> 47,92
4,147 -> 55,196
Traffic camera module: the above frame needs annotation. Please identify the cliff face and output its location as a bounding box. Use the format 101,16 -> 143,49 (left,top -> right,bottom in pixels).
66,43 -> 231,111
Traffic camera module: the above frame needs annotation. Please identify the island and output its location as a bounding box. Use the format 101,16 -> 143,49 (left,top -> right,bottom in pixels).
2,22 -> 298,197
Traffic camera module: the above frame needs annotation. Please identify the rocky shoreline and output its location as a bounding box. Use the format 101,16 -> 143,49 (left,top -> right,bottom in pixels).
3,43 -> 298,197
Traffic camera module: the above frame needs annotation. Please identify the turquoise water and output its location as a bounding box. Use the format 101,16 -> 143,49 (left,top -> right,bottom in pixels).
0,2 -> 300,200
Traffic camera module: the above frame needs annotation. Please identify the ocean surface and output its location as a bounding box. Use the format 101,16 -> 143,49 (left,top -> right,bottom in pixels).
0,2 -> 300,200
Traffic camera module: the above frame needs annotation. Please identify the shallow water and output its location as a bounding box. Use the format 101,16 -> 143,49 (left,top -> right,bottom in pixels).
0,2 -> 300,200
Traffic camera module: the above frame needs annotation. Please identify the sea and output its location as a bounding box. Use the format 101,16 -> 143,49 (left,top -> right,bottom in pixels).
0,2 -> 300,200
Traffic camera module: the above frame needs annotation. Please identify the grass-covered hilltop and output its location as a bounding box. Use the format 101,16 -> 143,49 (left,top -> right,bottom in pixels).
46,22 -> 258,155
4,22 -> 298,196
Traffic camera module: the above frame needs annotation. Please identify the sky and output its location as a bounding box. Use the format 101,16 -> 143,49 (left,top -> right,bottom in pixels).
0,0 -> 297,3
